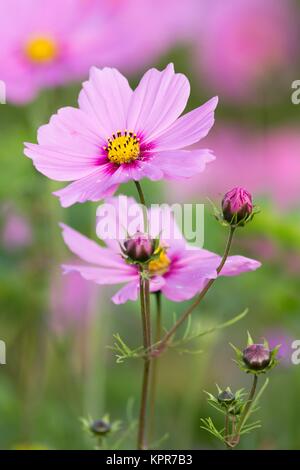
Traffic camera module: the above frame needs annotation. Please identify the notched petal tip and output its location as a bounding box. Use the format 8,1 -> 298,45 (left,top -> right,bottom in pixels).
23,143 -> 37,158
166,62 -> 175,72
210,96 -> 219,109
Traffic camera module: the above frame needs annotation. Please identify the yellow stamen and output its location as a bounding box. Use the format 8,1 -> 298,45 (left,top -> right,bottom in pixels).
25,36 -> 58,64
106,130 -> 140,165
149,249 -> 171,276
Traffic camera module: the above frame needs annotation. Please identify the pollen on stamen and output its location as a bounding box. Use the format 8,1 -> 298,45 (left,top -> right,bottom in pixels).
105,130 -> 141,165
149,248 -> 171,276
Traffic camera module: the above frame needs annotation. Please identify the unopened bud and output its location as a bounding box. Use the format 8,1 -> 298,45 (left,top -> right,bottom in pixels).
222,187 -> 253,225
90,419 -> 111,436
123,231 -> 156,263
217,390 -> 235,404
243,344 -> 271,371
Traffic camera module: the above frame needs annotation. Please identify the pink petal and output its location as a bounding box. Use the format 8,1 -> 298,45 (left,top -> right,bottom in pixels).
97,196 -> 185,250
79,67 -> 133,138
60,223 -> 128,270
161,271 -> 208,302
155,97 -> 218,150
24,107 -> 105,181
96,195 -> 144,249
170,251 -> 217,277
220,255 -> 262,276
53,166 -> 118,207
111,275 -> 166,305
24,143 -> 103,181
62,264 -> 138,285
132,159 -> 164,181
158,248 -> 217,302
37,107 -> 103,150
161,249 -> 261,302
148,205 -> 187,246
109,159 -> 164,183
153,149 -> 215,179
127,63 -> 190,141
112,280 -> 139,305
176,250 -> 261,277
149,276 -> 166,292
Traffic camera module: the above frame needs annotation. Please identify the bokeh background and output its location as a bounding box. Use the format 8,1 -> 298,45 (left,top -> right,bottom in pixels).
0,0 -> 300,450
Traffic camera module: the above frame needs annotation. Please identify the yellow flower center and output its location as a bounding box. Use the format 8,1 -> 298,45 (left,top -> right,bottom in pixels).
149,248 -> 171,276
104,131 -> 140,165
25,36 -> 58,64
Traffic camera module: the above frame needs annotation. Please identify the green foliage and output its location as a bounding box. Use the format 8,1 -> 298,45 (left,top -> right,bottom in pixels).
170,308 -> 249,351
201,379 -> 269,448
107,333 -> 144,363
107,309 -> 249,362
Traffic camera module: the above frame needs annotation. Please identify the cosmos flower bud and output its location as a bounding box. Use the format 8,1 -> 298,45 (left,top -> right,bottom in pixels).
123,231 -> 156,263
242,344 -> 271,371
90,419 -> 111,436
222,187 -> 253,226
217,390 -> 235,404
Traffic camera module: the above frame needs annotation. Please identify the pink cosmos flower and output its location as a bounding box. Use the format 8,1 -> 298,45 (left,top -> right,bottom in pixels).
0,0 -> 130,103
25,64 -> 218,207
60,196 -> 260,305
194,0 -> 299,102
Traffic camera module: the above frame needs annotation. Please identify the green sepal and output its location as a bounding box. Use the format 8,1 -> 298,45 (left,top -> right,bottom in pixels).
247,331 -> 254,346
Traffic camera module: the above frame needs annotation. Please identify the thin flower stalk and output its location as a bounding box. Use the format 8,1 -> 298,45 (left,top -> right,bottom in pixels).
149,292 -> 162,441
137,266 -> 152,450
154,227 -> 235,355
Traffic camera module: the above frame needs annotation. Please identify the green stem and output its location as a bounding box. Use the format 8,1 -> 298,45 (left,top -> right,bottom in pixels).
149,292 -> 162,442
134,180 -> 148,233
236,374 -> 258,434
155,227 -> 235,354
225,412 -> 230,449
145,277 -> 152,347
226,374 -> 258,449
137,267 -> 152,450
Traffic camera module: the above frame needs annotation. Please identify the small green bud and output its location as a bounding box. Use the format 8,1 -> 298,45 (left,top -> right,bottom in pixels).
217,390 -> 235,404
90,419 -> 111,436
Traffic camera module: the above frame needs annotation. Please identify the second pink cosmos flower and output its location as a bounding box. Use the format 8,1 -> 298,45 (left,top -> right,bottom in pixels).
60,196 -> 260,305
24,63 -> 218,207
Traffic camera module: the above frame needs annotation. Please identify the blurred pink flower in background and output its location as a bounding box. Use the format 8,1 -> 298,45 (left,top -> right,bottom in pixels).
285,250 -> 300,276
1,204 -> 32,250
240,237 -> 277,263
0,0 -> 110,103
167,124 -> 300,211
265,129 -> 300,209
264,329 -> 294,366
50,268 -> 98,334
0,0 -> 198,104
25,64 -> 217,207
193,0 -> 299,102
